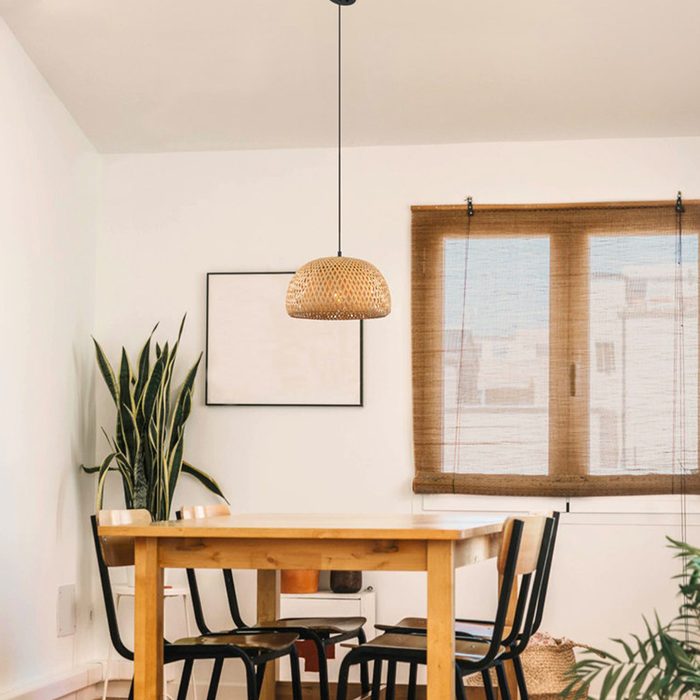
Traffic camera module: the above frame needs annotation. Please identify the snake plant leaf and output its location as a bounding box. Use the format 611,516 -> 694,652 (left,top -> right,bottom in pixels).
132,440 -> 148,510
165,430 -> 185,515
167,315 -> 186,371
82,464 -> 116,474
168,354 -> 201,450
118,349 -> 138,463
87,318 -> 226,520
92,338 -> 118,405
94,452 -> 117,510
182,461 -> 229,502
141,352 -> 166,425
135,323 -> 158,402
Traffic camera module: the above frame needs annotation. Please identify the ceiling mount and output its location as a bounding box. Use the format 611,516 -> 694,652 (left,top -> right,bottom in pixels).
330,0 -> 357,5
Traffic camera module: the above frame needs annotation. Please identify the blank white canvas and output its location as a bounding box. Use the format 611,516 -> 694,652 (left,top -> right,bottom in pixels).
206,273 -> 362,405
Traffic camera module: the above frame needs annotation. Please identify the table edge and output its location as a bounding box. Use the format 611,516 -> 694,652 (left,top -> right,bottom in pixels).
97,521 -> 504,541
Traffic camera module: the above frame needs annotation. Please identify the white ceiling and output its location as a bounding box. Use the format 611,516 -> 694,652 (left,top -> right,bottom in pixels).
2,0 -> 700,153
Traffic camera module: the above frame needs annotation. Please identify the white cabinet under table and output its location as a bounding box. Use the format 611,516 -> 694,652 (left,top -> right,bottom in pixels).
278,588 -> 376,683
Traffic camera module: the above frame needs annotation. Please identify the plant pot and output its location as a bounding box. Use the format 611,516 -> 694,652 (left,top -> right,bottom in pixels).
281,569 -> 319,594
330,570 -> 363,594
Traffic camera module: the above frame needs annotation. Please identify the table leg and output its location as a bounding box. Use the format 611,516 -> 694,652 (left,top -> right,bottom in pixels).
134,538 -> 164,700
427,541 -> 455,700
257,570 -> 280,700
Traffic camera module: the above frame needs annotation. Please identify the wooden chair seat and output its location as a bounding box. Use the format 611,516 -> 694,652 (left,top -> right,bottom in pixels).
175,632 -> 299,652
262,617 -> 366,635
379,616 -> 503,641
177,504 -> 372,700
354,632 -> 494,664
336,515 -> 558,700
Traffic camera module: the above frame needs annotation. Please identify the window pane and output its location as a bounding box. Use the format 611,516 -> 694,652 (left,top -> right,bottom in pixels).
589,235 -> 698,475
443,237 -> 549,475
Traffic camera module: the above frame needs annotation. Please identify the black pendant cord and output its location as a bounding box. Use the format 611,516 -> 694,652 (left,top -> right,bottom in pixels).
337,3 -> 343,257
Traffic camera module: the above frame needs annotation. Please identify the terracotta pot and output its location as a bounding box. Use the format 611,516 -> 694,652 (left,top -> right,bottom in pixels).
281,569 -> 320,594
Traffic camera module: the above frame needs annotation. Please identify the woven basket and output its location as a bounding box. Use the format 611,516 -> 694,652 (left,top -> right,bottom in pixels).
465,633 -> 584,699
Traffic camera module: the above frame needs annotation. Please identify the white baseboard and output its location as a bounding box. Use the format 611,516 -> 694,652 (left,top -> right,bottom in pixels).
0,665 -> 103,700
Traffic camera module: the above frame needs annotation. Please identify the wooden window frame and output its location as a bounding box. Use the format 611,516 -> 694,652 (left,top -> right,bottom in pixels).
412,201 -> 700,497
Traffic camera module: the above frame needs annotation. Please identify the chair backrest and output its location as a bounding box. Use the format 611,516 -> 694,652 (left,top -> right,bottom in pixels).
177,504 -> 247,632
532,511 -> 560,635
179,504 -> 231,520
497,515 -> 546,576
90,511 -> 151,661
495,512 -> 560,655
482,515 -> 549,664
97,509 -> 152,566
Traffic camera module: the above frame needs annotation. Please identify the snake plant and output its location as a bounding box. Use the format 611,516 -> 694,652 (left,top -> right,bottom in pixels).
563,539 -> 700,699
83,316 -> 227,521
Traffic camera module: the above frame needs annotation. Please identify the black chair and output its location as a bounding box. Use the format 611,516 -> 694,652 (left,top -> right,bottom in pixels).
335,515 -> 550,700
178,505 -> 371,700
92,511 -> 303,700
374,512 -> 560,700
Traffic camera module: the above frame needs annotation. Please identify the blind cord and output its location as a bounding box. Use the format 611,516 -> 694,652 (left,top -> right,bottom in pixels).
452,197 -> 474,477
674,191 -> 690,643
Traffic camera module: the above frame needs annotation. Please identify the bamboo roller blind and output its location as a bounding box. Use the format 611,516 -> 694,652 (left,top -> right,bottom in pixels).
412,201 -> 700,497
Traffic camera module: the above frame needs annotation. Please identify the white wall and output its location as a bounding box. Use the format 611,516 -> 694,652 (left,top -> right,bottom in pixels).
97,136 -> 700,690
2,10 -> 698,693
0,17 -> 99,696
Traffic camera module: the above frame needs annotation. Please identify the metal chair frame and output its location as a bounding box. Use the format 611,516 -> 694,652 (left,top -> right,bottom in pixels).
178,510 -> 371,700
335,518 -> 528,700
91,516 -> 303,700
371,513 -> 560,700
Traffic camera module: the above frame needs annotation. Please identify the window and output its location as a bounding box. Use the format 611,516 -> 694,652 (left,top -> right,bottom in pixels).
412,202 -> 700,496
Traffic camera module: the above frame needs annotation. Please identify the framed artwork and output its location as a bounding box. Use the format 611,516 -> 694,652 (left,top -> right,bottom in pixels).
206,272 -> 363,406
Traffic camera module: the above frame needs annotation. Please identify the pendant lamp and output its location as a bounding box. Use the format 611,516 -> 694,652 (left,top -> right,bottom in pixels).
286,0 -> 391,320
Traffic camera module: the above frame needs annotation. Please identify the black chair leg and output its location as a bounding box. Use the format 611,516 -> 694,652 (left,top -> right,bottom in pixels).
357,628 -> 370,694
242,657 -> 257,700
495,663 -> 512,700
128,679 -> 134,700
315,639 -> 330,700
177,660 -> 194,700
206,658 -> 224,700
407,662 -> 418,700
455,667 -> 466,700
513,655 -> 529,700
481,669 -> 496,700
255,662 -> 266,699
385,661 -> 397,700
289,647 -> 303,700
336,652 -> 355,700
371,659 -> 383,700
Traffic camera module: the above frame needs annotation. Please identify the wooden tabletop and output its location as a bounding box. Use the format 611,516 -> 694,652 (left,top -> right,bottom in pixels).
98,512 -> 504,541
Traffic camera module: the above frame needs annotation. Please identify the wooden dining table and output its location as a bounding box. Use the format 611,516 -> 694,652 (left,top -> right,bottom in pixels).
98,513 -> 506,700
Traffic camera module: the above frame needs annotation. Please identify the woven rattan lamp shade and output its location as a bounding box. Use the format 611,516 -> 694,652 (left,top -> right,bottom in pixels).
286,256 -> 391,320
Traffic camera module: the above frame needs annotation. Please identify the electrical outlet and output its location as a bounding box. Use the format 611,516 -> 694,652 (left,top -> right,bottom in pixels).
57,584 -> 76,637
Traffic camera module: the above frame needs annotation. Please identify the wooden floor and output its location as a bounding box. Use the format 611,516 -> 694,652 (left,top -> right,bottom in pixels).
276,681 -> 496,700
